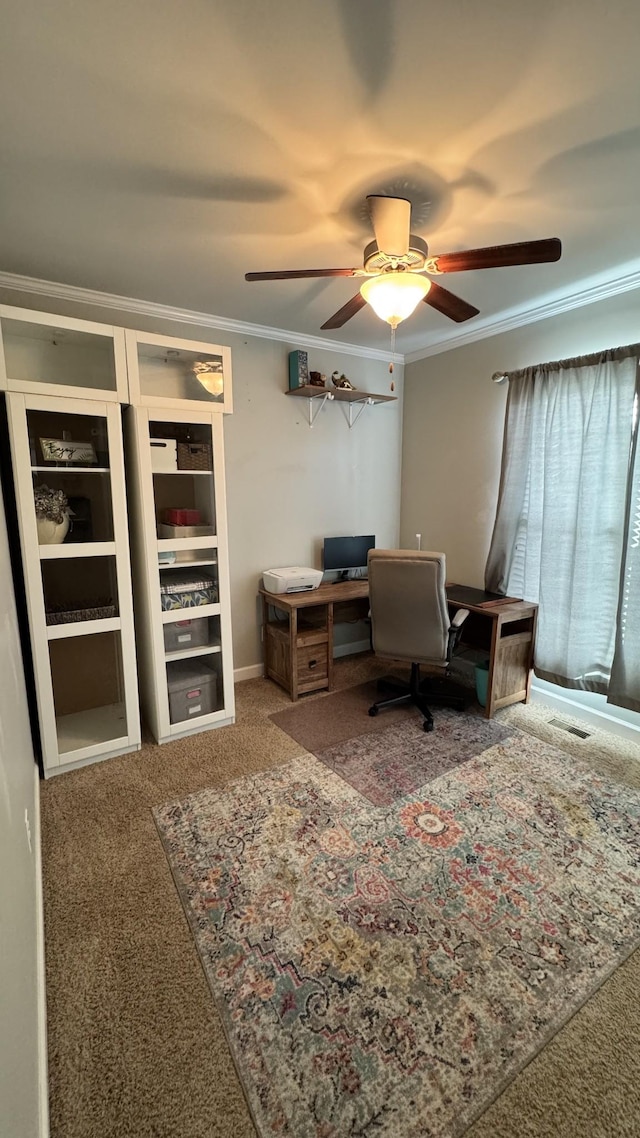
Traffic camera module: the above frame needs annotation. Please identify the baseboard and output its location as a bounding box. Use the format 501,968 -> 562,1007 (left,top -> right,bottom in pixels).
530,681 -> 640,743
234,663 -> 264,683
34,766 -> 50,1138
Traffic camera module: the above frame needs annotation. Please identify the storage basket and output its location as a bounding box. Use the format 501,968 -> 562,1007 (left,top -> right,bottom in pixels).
177,441 -> 211,471
163,616 -> 210,653
167,659 -> 218,724
45,602 -> 116,625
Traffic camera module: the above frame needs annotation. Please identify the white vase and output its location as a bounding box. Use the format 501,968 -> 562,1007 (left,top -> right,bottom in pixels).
36,514 -> 70,545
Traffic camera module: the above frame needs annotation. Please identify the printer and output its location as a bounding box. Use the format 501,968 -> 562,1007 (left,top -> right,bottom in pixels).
262,566 -> 323,594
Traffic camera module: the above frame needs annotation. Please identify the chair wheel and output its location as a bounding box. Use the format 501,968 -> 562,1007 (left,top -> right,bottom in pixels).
368,705 -> 379,717
423,719 -> 434,733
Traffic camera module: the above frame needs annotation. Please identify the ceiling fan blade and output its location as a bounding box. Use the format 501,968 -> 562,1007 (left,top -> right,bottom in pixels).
424,281 -> 480,323
321,292 -> 368,330
245,268 -> 358,281
367,195 -> 411,257
434,238 -> 562,274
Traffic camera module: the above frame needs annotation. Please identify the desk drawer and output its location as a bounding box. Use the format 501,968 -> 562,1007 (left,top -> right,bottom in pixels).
296,629 -> 328,649
297,642 -> 328,686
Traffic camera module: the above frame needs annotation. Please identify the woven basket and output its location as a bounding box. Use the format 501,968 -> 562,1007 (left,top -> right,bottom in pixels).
45,603 -> 116,625
177,442 -> 211,471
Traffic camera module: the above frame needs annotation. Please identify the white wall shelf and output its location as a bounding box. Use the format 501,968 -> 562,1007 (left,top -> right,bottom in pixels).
39,541 -> 117,559
286,384 -> 396,428
157,534 -> 219,553
160,602 -> 221,624
46,617 -> 121,640
159,557 -> 218,570
165,641 -> 222,663
31,465 -> 111,473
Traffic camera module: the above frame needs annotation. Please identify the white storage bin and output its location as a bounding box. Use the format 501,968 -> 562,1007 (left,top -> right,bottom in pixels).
150,438 -> 177,472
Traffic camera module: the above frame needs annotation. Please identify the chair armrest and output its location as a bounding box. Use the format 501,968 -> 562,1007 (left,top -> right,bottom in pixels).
446,608 -> 469,662
450,608 -> 469,629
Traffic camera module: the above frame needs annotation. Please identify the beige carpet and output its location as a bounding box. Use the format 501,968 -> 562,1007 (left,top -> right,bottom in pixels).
41,655 -> 640,1138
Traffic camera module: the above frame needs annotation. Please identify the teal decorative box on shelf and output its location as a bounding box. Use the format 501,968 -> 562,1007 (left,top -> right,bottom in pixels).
288,350 -> 309,390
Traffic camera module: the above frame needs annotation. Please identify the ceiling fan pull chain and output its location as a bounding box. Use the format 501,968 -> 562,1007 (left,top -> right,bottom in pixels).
389,326 -> 396,373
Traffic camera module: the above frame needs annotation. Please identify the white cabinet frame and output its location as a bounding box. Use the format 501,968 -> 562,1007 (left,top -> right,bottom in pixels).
6,392 -> 140,774
125,329 -> 233,414
0,304 -> 128,403
126,406 -> 235,743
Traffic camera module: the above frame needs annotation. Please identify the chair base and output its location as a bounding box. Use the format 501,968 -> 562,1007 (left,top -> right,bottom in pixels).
368,663 -> 467,732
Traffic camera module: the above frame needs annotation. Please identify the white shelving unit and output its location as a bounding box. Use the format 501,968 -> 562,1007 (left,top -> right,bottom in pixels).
4,391 -> 140,774
125,404 -> 235,743
0,306 -> 235,766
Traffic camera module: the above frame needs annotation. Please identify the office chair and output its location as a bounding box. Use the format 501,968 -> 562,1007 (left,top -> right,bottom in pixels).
367,549 -> 470,732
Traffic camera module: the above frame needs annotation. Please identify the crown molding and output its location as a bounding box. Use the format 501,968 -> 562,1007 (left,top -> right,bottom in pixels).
404,263 -> 640,363
0,270 -> 396,364
3,261 -> 640,369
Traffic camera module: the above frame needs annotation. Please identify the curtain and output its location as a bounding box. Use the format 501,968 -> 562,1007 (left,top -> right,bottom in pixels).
609,386 -> 640,710
485,347 -> 639,703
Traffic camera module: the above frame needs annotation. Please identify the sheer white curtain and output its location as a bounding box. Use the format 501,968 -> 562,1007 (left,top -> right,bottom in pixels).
485,347 -> 640,706
609,388 -> 640,710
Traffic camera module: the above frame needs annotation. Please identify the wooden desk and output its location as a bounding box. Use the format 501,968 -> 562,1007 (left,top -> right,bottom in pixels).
446,594 -> 538,719
260,580 -> 370,700
259,581 -> 538,716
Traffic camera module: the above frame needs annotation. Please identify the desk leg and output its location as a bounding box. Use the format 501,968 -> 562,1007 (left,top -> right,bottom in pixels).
485,618 -> 500,719
327,602 -> 335,691
290,607 -> 298,701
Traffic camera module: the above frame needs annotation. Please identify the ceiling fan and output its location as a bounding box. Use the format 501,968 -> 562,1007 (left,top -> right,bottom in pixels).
245,195 -> 561,333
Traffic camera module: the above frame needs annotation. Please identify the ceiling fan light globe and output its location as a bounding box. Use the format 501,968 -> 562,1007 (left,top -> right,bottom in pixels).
360,272 -> 431,326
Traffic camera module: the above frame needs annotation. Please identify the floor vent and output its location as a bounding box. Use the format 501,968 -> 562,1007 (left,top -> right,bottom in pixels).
548,717 -> 592,739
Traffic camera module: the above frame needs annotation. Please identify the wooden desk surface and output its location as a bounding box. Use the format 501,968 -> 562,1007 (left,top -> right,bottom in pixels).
259,578 -> 369,611
260,579 -> 535,619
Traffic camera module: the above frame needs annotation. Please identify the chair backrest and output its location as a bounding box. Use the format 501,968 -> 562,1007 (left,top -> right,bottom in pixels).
368,549 -> 450,666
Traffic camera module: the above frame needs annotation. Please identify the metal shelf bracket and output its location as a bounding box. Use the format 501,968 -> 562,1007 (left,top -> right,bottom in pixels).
344,396 -> 375,429
307,390 -> 334,427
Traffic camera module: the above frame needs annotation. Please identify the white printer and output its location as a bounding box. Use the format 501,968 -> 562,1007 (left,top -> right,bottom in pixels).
262,566 -> 323,594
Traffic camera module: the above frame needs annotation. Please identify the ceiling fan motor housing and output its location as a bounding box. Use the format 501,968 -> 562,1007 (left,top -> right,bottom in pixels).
363,235 -> 429,273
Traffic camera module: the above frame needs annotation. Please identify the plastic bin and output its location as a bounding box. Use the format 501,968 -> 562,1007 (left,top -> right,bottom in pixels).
475,660 -> 490,707
163,617 -> 210,653
167,659 -> 218,723
150,438 -> 177,472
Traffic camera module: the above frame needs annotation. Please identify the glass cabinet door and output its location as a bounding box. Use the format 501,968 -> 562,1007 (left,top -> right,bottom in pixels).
0,305 -> 127,401
126,330 -> 232,413
125,405 -> 234,744
27,406 -> 116,548
6,392 -> 140,772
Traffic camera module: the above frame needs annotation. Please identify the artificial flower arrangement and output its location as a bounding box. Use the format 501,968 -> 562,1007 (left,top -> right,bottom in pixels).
33,484 -> 70,524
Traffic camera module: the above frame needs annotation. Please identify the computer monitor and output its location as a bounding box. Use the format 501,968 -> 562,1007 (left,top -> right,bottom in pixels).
323,535 -> 375,580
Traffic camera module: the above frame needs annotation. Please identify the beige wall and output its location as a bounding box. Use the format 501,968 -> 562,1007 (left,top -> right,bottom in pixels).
0,486 -> 46,1138
400,288 -> 640,588
0,286 -> 403,671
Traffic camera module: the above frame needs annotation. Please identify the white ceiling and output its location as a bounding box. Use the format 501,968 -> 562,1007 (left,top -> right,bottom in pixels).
1,0 -> 640,357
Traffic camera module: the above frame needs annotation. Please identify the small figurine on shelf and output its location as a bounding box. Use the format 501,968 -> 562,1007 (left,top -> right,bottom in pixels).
309,371 -> 326,388
331,371 -> 355,390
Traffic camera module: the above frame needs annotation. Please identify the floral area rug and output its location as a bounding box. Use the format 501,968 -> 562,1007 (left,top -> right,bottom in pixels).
153,730 -> 640,1138
316,711 -> 514,806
